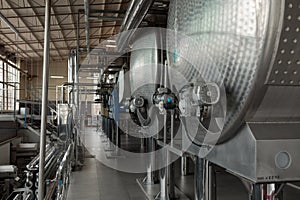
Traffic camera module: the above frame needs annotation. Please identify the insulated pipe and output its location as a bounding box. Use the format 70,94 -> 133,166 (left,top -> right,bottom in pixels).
118,0 -> 155,50
84,0 -> 90,53
120,0 -> 155,32
38,1 -> 51,199
120,0 -> 135,31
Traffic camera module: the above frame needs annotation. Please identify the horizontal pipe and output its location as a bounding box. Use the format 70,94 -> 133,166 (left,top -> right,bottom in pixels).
0,2 -> 131,11
89,16 -> 123,21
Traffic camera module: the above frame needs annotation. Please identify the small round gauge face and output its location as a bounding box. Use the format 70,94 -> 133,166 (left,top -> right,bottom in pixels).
200,83 -> 220,105
134,96 -> 145,108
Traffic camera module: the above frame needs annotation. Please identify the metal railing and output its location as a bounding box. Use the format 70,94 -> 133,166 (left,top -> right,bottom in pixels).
44,143 -> 73,200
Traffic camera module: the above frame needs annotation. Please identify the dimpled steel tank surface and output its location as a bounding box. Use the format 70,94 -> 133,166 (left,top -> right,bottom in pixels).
168,0 -> 300,182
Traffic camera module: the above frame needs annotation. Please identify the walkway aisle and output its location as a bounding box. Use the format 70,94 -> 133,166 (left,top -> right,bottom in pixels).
67,158 -> 101,200
67,128 -> 146,200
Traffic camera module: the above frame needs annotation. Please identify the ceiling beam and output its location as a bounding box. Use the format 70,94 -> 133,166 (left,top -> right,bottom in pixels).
67,0 -> 77,32
0,33 -> 31,58
4,0 -> 42,57
25,0 -> 64,59
0,2 -> 130,10
5,35 -> 112,45
51,6 -> 70,49
110,2 -> 122,43
0,24 -> 121,34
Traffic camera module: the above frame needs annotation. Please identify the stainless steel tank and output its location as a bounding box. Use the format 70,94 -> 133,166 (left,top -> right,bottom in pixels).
167,0 -> 300,182
129,30 -> 162,129
168,0 -> 300,143
130,30 -> 159,101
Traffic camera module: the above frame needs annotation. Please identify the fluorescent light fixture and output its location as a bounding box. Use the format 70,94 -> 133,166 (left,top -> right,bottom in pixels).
50,75 -> 64,79
106,44 -> 117,48
107,39 -> 116,43
86,77 -> 98,80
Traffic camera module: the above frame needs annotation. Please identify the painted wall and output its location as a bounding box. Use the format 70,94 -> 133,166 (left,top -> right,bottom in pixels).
20,60 -> 68,101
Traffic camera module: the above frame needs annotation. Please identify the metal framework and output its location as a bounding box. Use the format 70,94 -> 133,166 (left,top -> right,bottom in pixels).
0,0 -> 130,61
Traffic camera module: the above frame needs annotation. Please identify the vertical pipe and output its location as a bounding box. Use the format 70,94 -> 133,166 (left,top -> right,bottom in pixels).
38,0 -> 51,199
252,184 -> 263,200
13,82 -> 16,119
67,52 -> 73,103
181,156 -> 188,176
170,110 -> 174,146
158,148 -> 169,200
266,184 -> 276,200
84,0 -> 90,53
61,86 -> 64,103
195,158 -> 217,200
75,12 -> 80,166
168,154 -> 176,199
145,137 -> 154,184
168,110 -> 176,198
163,114 -> 167,144
251,184 -> 277,200
158,113 -> 169,199
195,157 -> 204,200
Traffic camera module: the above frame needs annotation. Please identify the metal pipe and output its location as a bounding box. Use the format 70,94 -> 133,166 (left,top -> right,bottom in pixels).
181,156 -> 189,176
84,0 -> 90,53
89,16 -> 124,21
287,183 -> 300,190
168,110 -> 176,198
75,12 -> 80,167
56,144 -> 73,178
24,193 -> 33,200
195,157 -> 204,200
68,52 -> 74,103
194,158 -> 216,200
38,0 -> 51,199
168,154 -> 176,199
118,0 -> 155,49
0,11 -> 19,35
55,144 -> 73,200
27,145 -> 52,170
120,0 -> 155,32
120,0 -> 135,31
145,137 -> 154,184
157,148 -> 169,200
170,110 -> 174,146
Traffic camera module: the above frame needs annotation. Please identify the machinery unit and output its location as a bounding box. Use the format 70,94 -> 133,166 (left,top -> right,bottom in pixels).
167,0 -> 300,185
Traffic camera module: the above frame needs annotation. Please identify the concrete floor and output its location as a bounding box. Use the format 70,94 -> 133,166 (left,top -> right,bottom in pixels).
67,128 -> 300,200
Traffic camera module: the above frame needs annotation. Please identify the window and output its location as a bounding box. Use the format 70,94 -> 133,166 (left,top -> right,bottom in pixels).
0,58 -> 20,111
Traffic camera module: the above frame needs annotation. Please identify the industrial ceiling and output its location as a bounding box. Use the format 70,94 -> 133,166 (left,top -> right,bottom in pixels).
0,0 -> 130,61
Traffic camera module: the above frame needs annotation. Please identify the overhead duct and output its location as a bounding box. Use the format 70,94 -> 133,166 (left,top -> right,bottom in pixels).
117,0 -> 155,50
